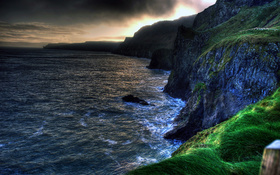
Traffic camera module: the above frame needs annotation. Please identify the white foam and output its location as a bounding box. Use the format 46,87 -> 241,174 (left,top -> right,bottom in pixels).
105,139 -> 118,145
122,140 -> 132,145
30,121 -> 46,138
85,111 -> 91,117
140,137 -> 149,143
59,111 -> 74,116
99,136 -> 118,145
79,118 -> 87,127
136,156 -> 157,165
0,144 -> 5,148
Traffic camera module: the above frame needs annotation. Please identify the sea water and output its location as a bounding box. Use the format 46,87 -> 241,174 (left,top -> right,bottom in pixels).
0,48 -> 184,175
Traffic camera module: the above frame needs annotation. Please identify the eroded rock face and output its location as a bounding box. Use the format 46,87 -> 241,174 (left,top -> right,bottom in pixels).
147,49 -> 173,70
164,42 -> 280,141
164,26 -> 209,99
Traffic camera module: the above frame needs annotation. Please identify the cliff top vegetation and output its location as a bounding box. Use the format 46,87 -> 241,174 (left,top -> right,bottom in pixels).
128,84 -> 280,175
201,0 -> 280,55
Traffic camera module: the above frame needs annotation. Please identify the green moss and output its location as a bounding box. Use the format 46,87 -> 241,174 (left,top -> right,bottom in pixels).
128,87 -> 280,174
193,82 -> 206,106
168,70 -> 175,82
193,82 -> 206,92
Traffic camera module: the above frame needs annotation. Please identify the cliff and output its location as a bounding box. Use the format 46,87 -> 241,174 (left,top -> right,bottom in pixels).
43,41 -> 121,52
114,15 -> 196,70
128,87 -> 280,175
164,0 -> 280,141
128,0 -> 280,174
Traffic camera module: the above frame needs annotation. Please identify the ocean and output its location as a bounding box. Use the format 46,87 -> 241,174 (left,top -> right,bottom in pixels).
0,47 -> 184,175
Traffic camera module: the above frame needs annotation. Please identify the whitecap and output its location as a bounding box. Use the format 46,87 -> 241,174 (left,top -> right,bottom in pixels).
140,137 -> 149,143
105,139 -> 118,145
29,121 -> 46,138
79,118 -> 87,127
122,140 -> 132,145
136,156 -> 157,165
59,111 -> 75,116
99,136 -> 118,145
85,111 -> 91,117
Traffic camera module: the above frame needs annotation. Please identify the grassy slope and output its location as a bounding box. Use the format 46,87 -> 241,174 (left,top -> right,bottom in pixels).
128,88 -> 280,175
128,1 -> 280,174
200,0 -> 280,56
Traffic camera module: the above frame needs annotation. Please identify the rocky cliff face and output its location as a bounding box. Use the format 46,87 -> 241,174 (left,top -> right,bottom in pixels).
164,0 -> 280,141
165,42 -> 280,140
147,49 -> 173,70
114,15 -> 196,64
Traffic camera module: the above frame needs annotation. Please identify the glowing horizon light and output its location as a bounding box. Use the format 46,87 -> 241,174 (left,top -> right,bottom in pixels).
167,5 -> 197,20
123,4 -> 197,37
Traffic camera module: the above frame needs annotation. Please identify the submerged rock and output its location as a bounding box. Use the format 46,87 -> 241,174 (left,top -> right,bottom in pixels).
122,95 -> 149,105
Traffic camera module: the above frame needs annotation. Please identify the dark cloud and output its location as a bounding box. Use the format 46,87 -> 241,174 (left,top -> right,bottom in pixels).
0,21 -> 49,30
0,0 -> 178,25
0,21 -> 85,42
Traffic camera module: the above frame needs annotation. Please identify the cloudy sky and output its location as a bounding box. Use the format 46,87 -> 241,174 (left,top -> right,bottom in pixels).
0,0 -> 216,47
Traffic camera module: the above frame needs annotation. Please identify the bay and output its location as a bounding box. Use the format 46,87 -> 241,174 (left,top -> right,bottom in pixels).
0,48 -> 184,175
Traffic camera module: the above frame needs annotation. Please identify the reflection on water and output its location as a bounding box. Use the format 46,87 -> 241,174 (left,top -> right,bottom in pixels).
0,48 -> 184,175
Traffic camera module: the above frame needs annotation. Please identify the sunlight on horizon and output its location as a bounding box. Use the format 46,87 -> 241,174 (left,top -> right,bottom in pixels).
1,0 -> 217,45
123,4 -> 197,38
84,1 -> 217,42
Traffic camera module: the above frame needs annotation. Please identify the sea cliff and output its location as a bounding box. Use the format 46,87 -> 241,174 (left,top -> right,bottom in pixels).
164,0 -> 280,141
114,15 -> 196,70
128,0 -> 280,174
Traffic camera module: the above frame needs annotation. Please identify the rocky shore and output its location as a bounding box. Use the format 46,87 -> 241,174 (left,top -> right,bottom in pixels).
128,0 -> 280,174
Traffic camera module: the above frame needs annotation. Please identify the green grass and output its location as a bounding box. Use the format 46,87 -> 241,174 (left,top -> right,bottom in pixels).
193,82 -> 206,93
199,0 -> 280,56
127,87 -> 280,175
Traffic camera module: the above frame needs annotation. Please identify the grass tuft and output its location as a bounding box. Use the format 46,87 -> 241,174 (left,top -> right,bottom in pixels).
128,87 -> 280,174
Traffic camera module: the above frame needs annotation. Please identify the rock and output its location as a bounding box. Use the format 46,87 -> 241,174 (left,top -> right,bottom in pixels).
147,49 -> 173,70
163,0 -> 280,141
122,95 -> 149,105
164,42 -> 280,141
114,15 -> 196,59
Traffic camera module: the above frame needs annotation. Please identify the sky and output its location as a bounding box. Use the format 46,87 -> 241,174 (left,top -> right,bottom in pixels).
0,0 -> 216,47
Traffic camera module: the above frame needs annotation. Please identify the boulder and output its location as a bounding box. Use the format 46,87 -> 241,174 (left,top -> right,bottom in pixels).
122,95 -> 149,105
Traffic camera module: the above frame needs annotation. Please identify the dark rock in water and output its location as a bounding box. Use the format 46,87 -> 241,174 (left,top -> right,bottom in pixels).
122,95 -> 149,105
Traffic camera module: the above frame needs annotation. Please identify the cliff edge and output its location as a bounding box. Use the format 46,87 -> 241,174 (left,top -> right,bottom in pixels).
114,16 -> 196,70
164,0 -> 280,140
